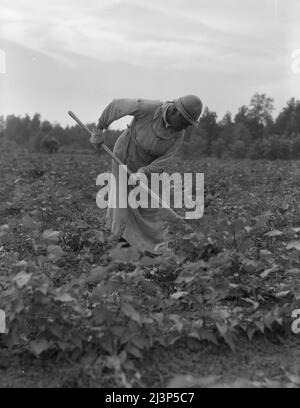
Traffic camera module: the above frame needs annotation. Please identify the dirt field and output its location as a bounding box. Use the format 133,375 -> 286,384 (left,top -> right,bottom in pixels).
0,149 -> 300,388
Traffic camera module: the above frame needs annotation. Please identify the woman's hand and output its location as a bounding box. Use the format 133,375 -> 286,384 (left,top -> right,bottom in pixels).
89,129 -> 104,150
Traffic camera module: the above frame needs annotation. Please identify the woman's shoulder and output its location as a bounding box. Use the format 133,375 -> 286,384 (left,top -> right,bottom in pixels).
135,99 -> 163,116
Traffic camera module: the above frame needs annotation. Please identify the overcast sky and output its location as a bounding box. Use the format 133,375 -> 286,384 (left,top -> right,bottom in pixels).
0,0 -> 299,129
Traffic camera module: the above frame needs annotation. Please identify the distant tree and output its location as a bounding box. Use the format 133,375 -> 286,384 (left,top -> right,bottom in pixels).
232,123 -> 252,145
4,115 -> 22,143
31,120 -> 53,152
263,135 -> 291,160
231,140 -> 247,158
249,93 -> 275,127
274,98 -> 300,135
2,96 -> 300,160
218,111 -> 234,146
50,124 -> 65,145
234,105 -> 250,125
219,111 -> 233,128
248,139 -> 268,159
234,94 -> 274,140
211,138 -> 226,158
183,126 -> 194,142
234,105 -> 259,140
290,134 -> 300,159
0,115 -> 5,138
196,107 -> 220,155
42,135 -> 59,154
19,114 -> 31,144
179,127 -> 208,158
30,113 -> 41,135
41,120 -> 53,134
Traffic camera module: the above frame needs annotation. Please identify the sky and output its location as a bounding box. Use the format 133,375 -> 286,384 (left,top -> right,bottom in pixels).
0,0 -> 300,129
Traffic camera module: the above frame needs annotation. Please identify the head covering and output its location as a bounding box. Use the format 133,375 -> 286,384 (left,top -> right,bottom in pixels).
173,95 -> 203,126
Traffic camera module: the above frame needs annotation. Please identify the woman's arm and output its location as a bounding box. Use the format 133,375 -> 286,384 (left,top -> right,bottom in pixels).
97,98 -> 158,130
139,133 -> 185,175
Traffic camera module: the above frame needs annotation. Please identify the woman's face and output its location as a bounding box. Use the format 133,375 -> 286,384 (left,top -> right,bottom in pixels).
166,105 -> 192,131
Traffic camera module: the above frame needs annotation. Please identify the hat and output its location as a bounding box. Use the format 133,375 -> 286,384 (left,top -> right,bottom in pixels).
173,95 -> 203,126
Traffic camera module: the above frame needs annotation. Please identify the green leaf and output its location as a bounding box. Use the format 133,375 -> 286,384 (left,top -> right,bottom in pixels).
47,245 -> 65,261
138,278 -> 161,295
131,336 -> 149,349
188,331 -> 200,340
193,319 -> 204,329
54,293 -> 73,302
100,337 -> 114,354
168,314 -> 184,332
21,215 -> 40,231
283,371 -> 300,385
58,341 -> 69,351
15,260 -> 29,269
287,241 -> 300,251
90,284 -> 112,302
264,230 -> 282,237
243,298 -> 259,310
260,265 -> 279,278
167,374 -> 219,388
224,334 -> 236,351
86,266 -> 108,283
71,334 -> 82,349
110,326 -> 125,337
110,244 -> 140,262
152,313 -> 164,325
13,271 -> 32,288
259,249 -> 273,259
175,269 -> 195,284
275,290 -> 290,298
263,311 -> 275,329
166,333 -> 181,345
41,229 -> 61,243
93,306 -> 107,324
126,344 -> 142,358
121,303 -> 141,325
139,255 -> 162,266
29,339 -> 50,355
0,224 -> 9,238
198,329 -> 219,346
254,321 -> 265,333
170,291 -> 188,300
210,309 -> 230,321
247,327 -> 256,341
233,219 -> 246,232
93,230 -> 105,243
215,322 -> 228,337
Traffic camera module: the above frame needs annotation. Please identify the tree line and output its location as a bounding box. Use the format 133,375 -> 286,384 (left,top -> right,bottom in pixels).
0,113 -> 121,154
181,94 -> 300,160
0,93 -> 300,159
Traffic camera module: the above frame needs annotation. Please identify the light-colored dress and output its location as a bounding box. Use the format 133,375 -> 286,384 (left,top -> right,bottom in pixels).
98,98 -> 184,252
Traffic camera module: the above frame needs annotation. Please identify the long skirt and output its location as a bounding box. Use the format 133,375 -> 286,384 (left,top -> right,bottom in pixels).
106,129 -> 168,253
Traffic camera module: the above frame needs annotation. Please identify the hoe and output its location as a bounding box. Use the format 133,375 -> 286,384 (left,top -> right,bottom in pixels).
68,111 -> 186,224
